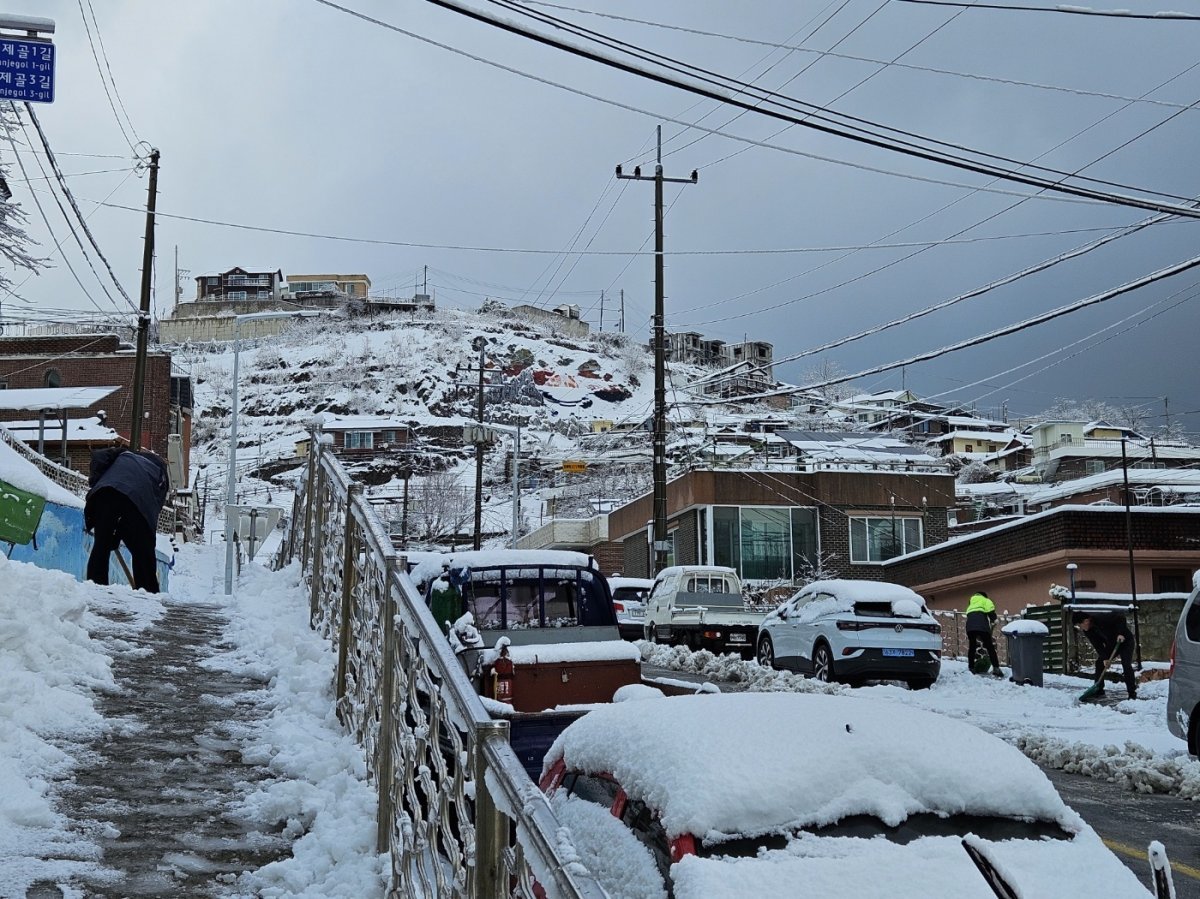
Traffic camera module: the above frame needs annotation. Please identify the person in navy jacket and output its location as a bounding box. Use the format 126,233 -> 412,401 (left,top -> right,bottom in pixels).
85,445 -> 170,593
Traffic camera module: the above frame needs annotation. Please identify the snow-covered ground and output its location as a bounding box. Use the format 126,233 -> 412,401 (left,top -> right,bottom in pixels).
640,643 -> 1200,798
0,545 -> 386,898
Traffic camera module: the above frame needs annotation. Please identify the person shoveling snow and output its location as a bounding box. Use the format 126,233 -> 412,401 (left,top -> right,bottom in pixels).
1075,610 -> 1137,703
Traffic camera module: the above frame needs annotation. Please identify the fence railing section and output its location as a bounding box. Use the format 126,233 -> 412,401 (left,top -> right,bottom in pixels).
0,425 -> 89,496
277,440 -> 607,899
935,602 -> 1085,675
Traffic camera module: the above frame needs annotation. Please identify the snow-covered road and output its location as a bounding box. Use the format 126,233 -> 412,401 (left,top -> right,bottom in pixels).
0,546 -> 386,899
640,642 -> 1200,798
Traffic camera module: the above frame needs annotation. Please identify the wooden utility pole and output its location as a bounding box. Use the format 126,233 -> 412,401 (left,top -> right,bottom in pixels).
615,126 -> 697,574
620,288 -> 625,333
129,148 -> 160,451
599,289 -> 605,332
1120,438 -> 1143,667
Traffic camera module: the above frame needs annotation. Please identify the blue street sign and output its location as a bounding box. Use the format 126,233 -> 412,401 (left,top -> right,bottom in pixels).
0,38 -> 54,103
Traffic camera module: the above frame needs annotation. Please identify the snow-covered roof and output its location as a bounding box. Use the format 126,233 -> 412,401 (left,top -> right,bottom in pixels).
930,429 -> 1016,444
545,693 -> 1073,840
2,418 -> 121,442
0,386 -> 120,412
318,415 -> 413,431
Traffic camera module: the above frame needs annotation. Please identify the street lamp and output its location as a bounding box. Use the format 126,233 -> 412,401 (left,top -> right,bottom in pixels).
1066,562 -> 1078,603
224,310 -> 321,594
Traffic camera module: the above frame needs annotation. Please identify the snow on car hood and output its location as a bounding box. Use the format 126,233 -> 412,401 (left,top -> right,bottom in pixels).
544,693 -> 1073,840
671,829 -> 1151,899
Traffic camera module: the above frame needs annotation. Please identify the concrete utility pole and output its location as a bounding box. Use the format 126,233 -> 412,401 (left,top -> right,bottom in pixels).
1120,438 -> 1143,667
615,125 -> 697,574
620,288 -> 625,333
129,148 -> 160,451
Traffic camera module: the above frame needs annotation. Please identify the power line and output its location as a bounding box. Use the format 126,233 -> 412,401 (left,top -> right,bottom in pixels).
676,51 -> 1200,327
68,193 -> 1153,257
3,108 -> 112,316
309,0 -> 1193,213
515,0 -> 1200,111
435,0 -> 1200,213
76,0 -> 137,151
693,250 -> 1200,404
487,0 -> 1192,203
22,103 -> 137,311
82,0 -> 141,143
891,0 -> 1200,20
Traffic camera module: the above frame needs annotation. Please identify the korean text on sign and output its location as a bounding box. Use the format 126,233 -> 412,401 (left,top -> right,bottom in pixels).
0,39 -> 54,103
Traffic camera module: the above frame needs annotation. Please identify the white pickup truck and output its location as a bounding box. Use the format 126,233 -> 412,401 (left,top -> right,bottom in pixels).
643,566 -> 766,657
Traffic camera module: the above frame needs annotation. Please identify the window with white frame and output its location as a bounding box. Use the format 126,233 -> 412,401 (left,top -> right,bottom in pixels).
849,516 -> 922,564
344,431 -> 374,450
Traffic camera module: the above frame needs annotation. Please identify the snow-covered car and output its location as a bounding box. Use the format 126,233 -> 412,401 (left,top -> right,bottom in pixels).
539,692 -> 1153,899
608,576 -> 653,641
1167,571 -> 1200,755
756,579 -> 941,689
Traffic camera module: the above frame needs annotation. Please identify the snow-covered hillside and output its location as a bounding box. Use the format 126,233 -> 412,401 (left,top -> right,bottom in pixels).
173,307 -> 742,545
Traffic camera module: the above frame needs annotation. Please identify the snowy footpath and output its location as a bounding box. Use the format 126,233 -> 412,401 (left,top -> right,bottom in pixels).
0,544 -> 387,899
642,643 -> 1200,799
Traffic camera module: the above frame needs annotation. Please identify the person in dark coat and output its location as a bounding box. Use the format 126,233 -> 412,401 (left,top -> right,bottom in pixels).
85,445 -> 170,593
964,590 -> 1003,676
1074,610 -> 1137,700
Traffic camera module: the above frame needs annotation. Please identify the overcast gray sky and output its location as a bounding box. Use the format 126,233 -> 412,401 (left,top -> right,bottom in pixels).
7,0 -> 1200,430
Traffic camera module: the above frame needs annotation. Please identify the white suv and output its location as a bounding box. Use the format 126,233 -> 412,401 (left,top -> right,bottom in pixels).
756,579 -> 941,689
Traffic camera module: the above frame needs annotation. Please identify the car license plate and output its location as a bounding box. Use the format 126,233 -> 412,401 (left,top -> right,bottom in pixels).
882,648 -> 915,658
729,633 -> 748,643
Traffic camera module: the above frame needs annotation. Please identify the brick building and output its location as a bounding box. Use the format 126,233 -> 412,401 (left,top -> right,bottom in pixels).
604,468 -> 956,583
0,334 -> 176,462
883,505 -> 1200,616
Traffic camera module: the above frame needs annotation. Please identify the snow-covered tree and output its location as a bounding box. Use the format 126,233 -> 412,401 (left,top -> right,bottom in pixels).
0,106 -> 43,294
958,460 -> 996,484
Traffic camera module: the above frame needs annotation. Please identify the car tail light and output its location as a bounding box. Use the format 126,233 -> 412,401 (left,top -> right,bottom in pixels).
1170,639 -> 1176,678
703,630 -> 722,639
836,620 -> 863,631
841,647 -> 857,656
612,601 -> 625,613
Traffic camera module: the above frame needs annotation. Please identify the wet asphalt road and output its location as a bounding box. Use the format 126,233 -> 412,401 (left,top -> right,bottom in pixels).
1042,765 -> 1200,898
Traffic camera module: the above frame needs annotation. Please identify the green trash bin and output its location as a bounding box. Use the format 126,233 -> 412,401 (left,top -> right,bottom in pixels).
1002,619 -> 1049,687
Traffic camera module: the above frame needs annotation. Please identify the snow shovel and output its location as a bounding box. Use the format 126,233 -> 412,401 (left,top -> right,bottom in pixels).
113,548 -> 136,590
1077,635 -> 1123,703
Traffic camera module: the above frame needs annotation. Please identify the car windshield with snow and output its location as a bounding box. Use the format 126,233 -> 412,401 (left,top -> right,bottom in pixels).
540,692 -> 1152,899
756,578 -> 942,689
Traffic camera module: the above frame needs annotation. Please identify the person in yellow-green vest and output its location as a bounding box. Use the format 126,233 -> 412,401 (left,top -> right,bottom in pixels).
965,591 -> 1003,677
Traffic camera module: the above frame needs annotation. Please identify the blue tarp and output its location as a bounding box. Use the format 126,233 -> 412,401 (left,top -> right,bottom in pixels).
6,498 -> 171,591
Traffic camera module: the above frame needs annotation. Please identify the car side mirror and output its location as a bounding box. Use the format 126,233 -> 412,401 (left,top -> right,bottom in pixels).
777,607 -> 788,620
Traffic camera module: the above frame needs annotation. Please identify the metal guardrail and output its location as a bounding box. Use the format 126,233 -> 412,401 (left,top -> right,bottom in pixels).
276,438 -> 607,899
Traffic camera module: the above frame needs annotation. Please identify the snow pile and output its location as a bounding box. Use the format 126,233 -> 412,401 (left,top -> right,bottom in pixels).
546,692 -> 1073,840
0,436 -> 84,507
0,557 -> 141,892
550,794 -> 666,899
176,548 -> 388,897
639,642 -> 843,695
1014,734 -> 1200,799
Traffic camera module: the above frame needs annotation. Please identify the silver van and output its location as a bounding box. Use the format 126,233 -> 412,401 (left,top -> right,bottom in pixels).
1167,573 -> 1200,755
